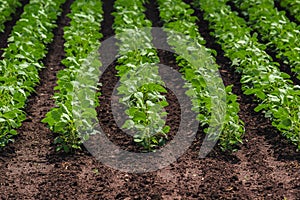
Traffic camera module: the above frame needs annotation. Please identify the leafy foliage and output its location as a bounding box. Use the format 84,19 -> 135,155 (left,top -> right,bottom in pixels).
112,0 -> 170,150
232,0 -> 300,80
42,0 -> 103,152
157,0 -> 245,151
0,0 -> 66,147
199,0 -> 300,149
277,0 -> 300,23
0,0 -> 22,33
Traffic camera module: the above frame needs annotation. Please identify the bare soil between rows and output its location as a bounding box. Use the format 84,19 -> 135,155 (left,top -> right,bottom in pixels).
0,0 -> 300,199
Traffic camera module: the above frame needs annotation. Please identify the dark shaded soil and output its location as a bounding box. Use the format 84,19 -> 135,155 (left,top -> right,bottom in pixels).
0,0 -> 300,199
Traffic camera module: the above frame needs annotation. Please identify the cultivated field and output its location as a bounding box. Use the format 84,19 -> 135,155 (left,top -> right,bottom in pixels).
0,0 -> 299,199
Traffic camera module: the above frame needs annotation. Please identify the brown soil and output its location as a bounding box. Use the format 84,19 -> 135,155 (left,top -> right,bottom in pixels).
0,0 -> 299,199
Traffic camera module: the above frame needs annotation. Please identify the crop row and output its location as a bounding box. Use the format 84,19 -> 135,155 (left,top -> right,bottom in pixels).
199,0 -> 300,149
278,0 -> 300,23
0,0 -> 21,33
0,0 -> 245,152
157,0 -> 244,150
42,0 -> 104,152
2,0 -> 298,152
112,0 -> 170,150
232,0 -> 300,80
0,0 -> 65,147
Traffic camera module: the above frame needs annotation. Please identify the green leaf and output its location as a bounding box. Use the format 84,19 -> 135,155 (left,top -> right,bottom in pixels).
162,126 -> 170,133
122,119 -> 135,129
280,118 -> 292,128
254,104 -> 267,112
256,90 -> 266,100
134,138 -> 143,143
51,110 -> 62,121
10,130 -> 17,135
133,111 -> 147,121
159,100 -> 169,107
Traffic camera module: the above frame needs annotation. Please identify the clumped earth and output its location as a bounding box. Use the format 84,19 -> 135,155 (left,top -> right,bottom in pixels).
0,0 -> 299,199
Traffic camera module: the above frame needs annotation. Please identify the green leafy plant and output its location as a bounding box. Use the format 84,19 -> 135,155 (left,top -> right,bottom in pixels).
278,0 -> 300,23
0,0 -> 66,147
112,0 -> 170,151
157,0 -> 245,151
232,0 -> 300,81
42,0 -> 103,152
0,0 -> 22,33
199,0 -> 300,149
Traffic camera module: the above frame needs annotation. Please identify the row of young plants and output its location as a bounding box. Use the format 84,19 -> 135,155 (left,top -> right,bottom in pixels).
157,0 -> 245,151
0,0 -> 66,147
277,0 -> 300,23
42,0 -> 103,152
112,0 -> 170,150
198,0 -> 300,149
231,0 -> 300,80
0,0 -> 22,33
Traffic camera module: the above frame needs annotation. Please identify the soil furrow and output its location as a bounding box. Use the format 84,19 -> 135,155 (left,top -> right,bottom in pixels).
96,0 -> 138,150
100,0 -> 115,41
